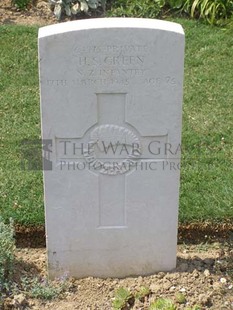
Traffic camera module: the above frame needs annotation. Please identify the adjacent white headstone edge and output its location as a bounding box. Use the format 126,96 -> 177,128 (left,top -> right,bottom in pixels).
39,18 -> 184,38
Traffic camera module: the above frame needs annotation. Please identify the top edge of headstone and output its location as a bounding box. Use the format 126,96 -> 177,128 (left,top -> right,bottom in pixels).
38,18 -> 184,38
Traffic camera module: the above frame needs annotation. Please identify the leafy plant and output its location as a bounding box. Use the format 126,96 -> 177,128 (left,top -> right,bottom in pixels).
135,286 -> 151,302
11,0 -> 31,10
108,0 -> 233,25
149,298 -> 177,310
0,218 -> 15,309
171,0 -> 233,25
21,276 -> 68,300
175,292 -> 186,304
190,0 -> 233,25
49,0 -> 106,20
0,218 -> 15,291
112,287 -> 134,310
108,0 -> 165,18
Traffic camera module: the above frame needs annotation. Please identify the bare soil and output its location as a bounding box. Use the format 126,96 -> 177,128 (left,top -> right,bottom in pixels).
0,0 -> 56,26
14,221 -> 233,248
0,0 -> 104,26
3,243 -> 233,309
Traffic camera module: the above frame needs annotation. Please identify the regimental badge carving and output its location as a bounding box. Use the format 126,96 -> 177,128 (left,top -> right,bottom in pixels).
83,124 -> 142,175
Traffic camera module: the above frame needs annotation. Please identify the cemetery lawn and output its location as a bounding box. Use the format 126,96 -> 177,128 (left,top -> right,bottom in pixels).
0,20 -> 232,227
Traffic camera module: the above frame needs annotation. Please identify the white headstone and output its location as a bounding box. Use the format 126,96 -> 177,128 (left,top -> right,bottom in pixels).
39,18 -> 185,278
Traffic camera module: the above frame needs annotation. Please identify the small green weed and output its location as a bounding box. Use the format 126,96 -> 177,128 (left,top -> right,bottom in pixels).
135,286 -> 151,302
112,287 -> 134,310
0,218 -> 15,291
21,276 -> 68,300
0,218 -> 15,307
149,298 -> 177,310
175,292 -> 186,304
194,242 -> 210,252
0,219 -> 70,304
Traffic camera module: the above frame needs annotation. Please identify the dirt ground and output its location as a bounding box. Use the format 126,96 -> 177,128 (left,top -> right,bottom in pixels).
0,0 -> 57,26
3,243 -> 233,309
0,0 -> 105,26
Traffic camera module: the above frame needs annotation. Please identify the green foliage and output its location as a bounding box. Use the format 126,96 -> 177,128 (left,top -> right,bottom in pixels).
0,26 -> 44,226
108,0 -> 165,18
11,0 -> 31,10
0,218 -> 15,290
170,0 -> 233,25
167,0 -> 184,9
0,218 -> 15,308
0,218 -> 68,303
185,306 -> 201,310
135,286 -> 151,301
21,276 -> 68,300
149,298 -> 177,310
108,0 -> 233,25
49,0 -> 106,20
112,287 -> 133,310
190,0 -> 233,25
175,292 -> 186,304
178,18 -> 233,222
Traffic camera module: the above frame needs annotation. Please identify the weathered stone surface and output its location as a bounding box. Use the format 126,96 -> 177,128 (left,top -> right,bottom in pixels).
39,18 -> 185,278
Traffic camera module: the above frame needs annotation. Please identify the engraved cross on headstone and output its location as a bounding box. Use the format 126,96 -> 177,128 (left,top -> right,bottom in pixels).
58,93 -> 168,228
92,93 -> 130,228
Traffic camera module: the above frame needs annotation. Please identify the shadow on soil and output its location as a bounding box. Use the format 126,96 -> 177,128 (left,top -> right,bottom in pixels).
15,221 -> 233,248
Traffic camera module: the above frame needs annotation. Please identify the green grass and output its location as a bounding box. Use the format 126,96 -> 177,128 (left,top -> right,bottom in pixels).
0,20 -> 232,226
176,18 -> 233,222
0,26 -> 44,225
